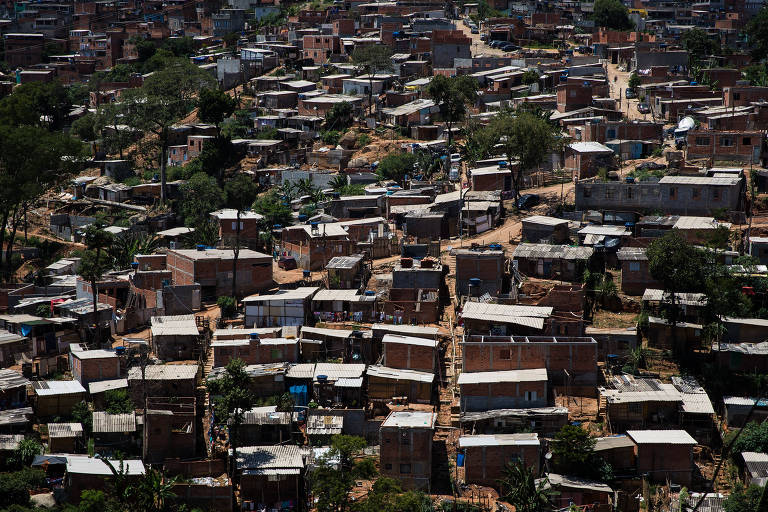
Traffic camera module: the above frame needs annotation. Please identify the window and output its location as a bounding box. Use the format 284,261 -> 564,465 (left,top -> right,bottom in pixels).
629,262 -> 640,272
400,431 -> 410,445
713,189 -> 720,200
692,188 -> 700,199
734,92 -> 741,100
525,391 -> 537,401
669,187 -> 677,200
583,187 -> 591,198
400,464 -> 412,474
695,137 -> 710,146
720,136 -> 734,147
385,463 -> 392,470
499,349 -> 511,360
744,137 -> 752,145
626,187 -> 633,199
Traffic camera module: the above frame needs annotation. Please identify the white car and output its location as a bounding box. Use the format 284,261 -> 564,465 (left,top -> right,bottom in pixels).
450,153 -> 461,163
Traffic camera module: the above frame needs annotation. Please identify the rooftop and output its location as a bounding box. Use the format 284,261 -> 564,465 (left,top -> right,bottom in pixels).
32,380 -> 86,396
382,334 -> 438,348
626,430 -> 697,445
459,433 -> 539,448
381,410 -> 436,429
366,365 -> 435,383
243,287 -> 320,303
458,368 -> 548,385
127,364 -> 198,381
151,315 -> 199,337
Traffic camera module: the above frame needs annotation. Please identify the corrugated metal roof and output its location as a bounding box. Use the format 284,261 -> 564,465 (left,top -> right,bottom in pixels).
512,243 -> 593,260
381,410 -> 436,428
367,365 -> 435,383
594,435 -> 634,451
458,368 -> 547,385
617,247 -> 648,261
242,287 -> 320,303
88,379 -> 128,394
522,215 -> 569,226
458,433 -> 539,448
626,430 -> 697,445
743,452 -> 768,480
680,392 -> 715,415
461,302 -> 551,329
66,456 -> 145,476
0,434 -> 23,451
659,175 -> 739,186
48,423 -> 84,438
92,411 -> 137,433
335,377 -> 364,388
312,289 -> 371,302
569,141 -> 613,153
313,363 -> 365,380
0,407 -> 33,427
673,216 -> 725,230
544,473 -> 613,493
32,380 -> 86,396
643,289 -> 706,306
236,445 -> 304,470
300,326 -> 355,338
286,363 -> 315,379
714,341 -> 768,355
0,369 -> 30,391
127,364 -> 198,381
151,315 -> 199,337
325,255 -> 363,269
208,363 -> 288,381
242,406 -> 291,425
460,407 -> 568,422
579,225 -> 631,237
372,324 -> 439,337
72,349 -> 118,360
724,396 -> 768,407
382,334 -> 438,348
306,411 -> 344,435
0,330 -> 26,346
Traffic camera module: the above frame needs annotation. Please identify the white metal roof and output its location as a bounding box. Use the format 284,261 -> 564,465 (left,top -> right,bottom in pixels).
312,289 -> 369,302
242,287 -> 320,303
522,215 -> 569,226
300,326 -> 355,338
382,334 -> 438,348
32,380 -> 86,396
151,315 -> 199,337
659,176 -> 740,186
48,423 -> 84,438
127,364 -> 198,381
626,430 -> 697,445
578,225 -> 632,237
209,209 -> 264,221
236,445 -> 304,470
381,410 -> 436,428
673,216 -> 725,230
458,433 -> 540,448
458,368 -> 547,385
66,456 -> 145,476
366,365 -> 435,383
568,141 -> 613,153
88,379 -> 128,395
72,349 -> 118,360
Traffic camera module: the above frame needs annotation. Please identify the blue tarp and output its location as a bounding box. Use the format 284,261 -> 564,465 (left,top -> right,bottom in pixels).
289,385 -> 308,406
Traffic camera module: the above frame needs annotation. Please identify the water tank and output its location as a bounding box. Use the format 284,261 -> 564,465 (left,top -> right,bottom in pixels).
250,333 -> 260,342
303,270 -> 311,278
317,375 -> 328,382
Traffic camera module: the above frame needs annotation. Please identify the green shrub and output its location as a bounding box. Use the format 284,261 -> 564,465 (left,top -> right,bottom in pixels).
356,133 -> 371,148
217,296 -> 236,318
0,468 -> 46,508
322,130 -> 341,146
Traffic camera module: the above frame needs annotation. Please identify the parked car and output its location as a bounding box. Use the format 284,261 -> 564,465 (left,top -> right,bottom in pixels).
516,194 -> 540,210
625,88 -> 637,99
637,103 -> 650,114
450,153 -> 462,163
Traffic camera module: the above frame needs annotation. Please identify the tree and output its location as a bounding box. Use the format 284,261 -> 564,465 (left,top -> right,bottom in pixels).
79,224 -> 114,346
105,389 -> 135,414
180,172 -> 226,228
356,478 -> 433,512
723,482 -> 767,512
376,152 -> 417,185
647,231 -> 706,327
121,59 -> 216,204
311,435 -> 376,512
0,125 -> 84,273
253,189 -> 294,230
109,232 -> 160,270
682,27 -> 720,67
731,421 -> 768,454
490,111 -> 562,201
197,87 -> 238,133
134,468 -> 179,512
223,174 -> 260,300
747,6 -> 768,61
9,438 -> 42,468
351,45 -> 394,116
628,72 -> 641,91
326,101 -> 354,130
72,400 -> 93,433
425,74 -> 478,149
497,461 -> 551,512
521,70 -> 540,85
551,425 -> 596,476
0,81 -> 73,131
592,0 -> 633,30
207,359 -> 255,474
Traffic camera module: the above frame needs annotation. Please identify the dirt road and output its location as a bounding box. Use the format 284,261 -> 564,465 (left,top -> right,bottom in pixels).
605,63 -> 646,121
456,19 -> 507,57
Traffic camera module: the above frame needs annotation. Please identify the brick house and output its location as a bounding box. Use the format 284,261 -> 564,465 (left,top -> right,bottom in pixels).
459,433 -> 540,487
70,349 -> 120,386
461,335 -> 598,389
302,34 -> 340,64
126,364 -> 198,406
366,365 -> 435,403
380,411 -> 436,490
564,142 -> 615,179
3,33 -> 45,67
210,209 -> 264,246
521,216 -> 570,244
460,303 -> 553,336
454,248 -> 506,298
557,82 -> 593,113
431,30 -> 471,69
166,248 -> 273,299
458,368 -> 548,411
236,445 -> 304,506
686,130 -> 763,164
382,334 -> 438,373
143,397 -> 197,464
617,247 -> 661,296
33,380 -> 87,417
150,315 -> 200,361
627,430 -> 697,486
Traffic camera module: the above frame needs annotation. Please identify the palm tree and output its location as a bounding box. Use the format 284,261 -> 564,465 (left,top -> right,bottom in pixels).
136,468 -> 179,512
110,232 -> 160,270
329,174 -> 348,191
497,461 -> 552,512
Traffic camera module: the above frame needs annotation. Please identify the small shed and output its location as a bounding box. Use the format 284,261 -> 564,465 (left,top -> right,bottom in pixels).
366,365 -> 434,403
92,411 -> 138,453
236,445 -> 304,506
240,406 -> 292,445
33,380 -> 86,417
47,422 -> 84,453
0,369 -> 29,409
521,216 -> 570,243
